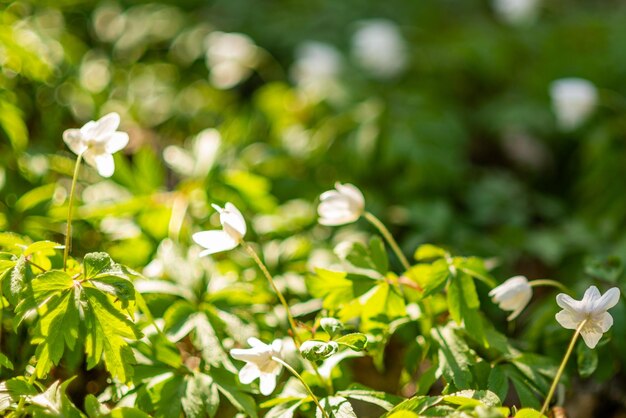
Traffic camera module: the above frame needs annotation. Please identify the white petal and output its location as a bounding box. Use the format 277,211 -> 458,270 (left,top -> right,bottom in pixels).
319,190 -> 342,203
506,290 -> 533,320
271,339 -> 282,354
581,286 -> 601,308
592,287 -> 620,313
105,132 -> 129,154
247,337 -> 267,349
94,153 -> 115,177
556,293 -> 581,312
63,129 -> 87,155
258,373 -> 277,396
230,348 -> 262,363
238,363 -> 260,384
318,214 -> 359,226
555,310 -> 580,330
335,182 -> 365,208
221,202 -> 246,238
91,112 -> 121,140
596,312 -> 614,333
193,230 -> 238,255
580,329 -> 603,349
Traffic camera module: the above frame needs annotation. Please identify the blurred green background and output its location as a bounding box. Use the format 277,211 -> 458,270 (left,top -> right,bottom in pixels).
3,0 -> 626,378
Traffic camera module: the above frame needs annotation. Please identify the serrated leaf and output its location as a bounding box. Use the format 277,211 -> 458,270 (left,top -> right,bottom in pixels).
383,395 -> 441,416
23,241 -> 63,257
90,276 -> 135,308
369,236 -> 389,273
0,353 -> 13,371
83,287 -> 141,383
443,390 -> 500,407
336,388 -> 401,411
335,333 -> 368,351
84,252 -> 114,279
410,260 -> 450,298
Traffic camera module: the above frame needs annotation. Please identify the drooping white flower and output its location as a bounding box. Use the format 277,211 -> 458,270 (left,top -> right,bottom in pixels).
62,112 -> 129,177
550,78 -> 598,131
493,0 -> 540,25
555,286 -> 620,349
318,183 -> 365,226
488,275 -> 533,320
351,19 -> 408,79
163,128 -> 221,178
230,338 -> 283,395
193,202 -> 246,256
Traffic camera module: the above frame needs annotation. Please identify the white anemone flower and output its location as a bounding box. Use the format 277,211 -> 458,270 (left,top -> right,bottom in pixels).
318,183 -> 365,226
230,338 -> 283,396
555,286 -> 620,349
488,275 -> 533,320
550,78 -> 598,131
62,112 -> 129,178
493,0 -> 540,25
351,19 -> 408,79
193,202 -> 246,256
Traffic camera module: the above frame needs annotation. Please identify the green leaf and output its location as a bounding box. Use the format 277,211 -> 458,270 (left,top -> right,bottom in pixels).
414,244 -> 447,261
576,341 -> 598,378
410,259 -> 450,298
83,287 -> 141,383
0,100 -> 29,151
84,252 -> 114,279
318,396 -> 356,418
454,257 -> 497,288
514,409 -> 548,418
442,390 -> 500,407
383,395 -> 442,416
360,281 -> 406,332
369,236 -> 389,273
181,373 -> 220,418
336,387 -> 401,411
0,353 -> 13,371
584,256 -> 623,283
335,333 -> 368,351
431,326 -> 474,389
487,366 -> 509,404
90,275 -> 135,308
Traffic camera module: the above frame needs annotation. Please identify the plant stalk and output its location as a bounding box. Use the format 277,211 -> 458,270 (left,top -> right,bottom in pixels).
540,319 -> 587,415
364,211 -> 411,272
272,356 -> 330,418
242,241 -> 333,394
530,279 -> 569,293
63,153 -> 83,271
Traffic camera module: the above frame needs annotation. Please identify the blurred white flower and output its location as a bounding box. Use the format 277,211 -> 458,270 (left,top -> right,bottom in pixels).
550,78 -> 598,131
63,112 -> 129,177
351,19 -> 407,79
163,128 -> 221,178
193,202 -> 246,256
291,41 -> 342,100
493,0 -> 540,25
205,31 -> 259,89
555,286 -> 620,349
489,275 -> 532,320
230,338 -> 283,395
318,183 -> 365,226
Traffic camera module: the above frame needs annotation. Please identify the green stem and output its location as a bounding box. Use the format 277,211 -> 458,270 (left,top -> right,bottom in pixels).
63,153 -> 83,271
242,241 -> 333,394
364,211 -> 411,272
530,279 -> 569,293
272,356 -> 330,418
15,370 -> 37,416
540,319 -> 587,415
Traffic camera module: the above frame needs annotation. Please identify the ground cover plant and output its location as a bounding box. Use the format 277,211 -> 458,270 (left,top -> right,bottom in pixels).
2,0 -> 626,417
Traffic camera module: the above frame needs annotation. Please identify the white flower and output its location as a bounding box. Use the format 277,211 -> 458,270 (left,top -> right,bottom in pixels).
193,202 -> 246,256
493,0 -> 540,25
205,32 -> 259,89
290,41 -> 343,100
351,19 -> 408,79
550,78 -> 598,131
230,338 -> 283,395
318,183 -> 365,226
488,275 -> 533,320
555,286 -> 620,349
62,112 -> 129,177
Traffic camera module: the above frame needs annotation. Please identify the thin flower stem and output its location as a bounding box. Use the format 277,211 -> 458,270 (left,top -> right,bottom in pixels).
15,370 -> 37,416
530,279 -> 569,293
363,211 -> 411,272
25,258 -> 46,273
540,319 -> 587,415
63,153 -> 83,271
242,241 -> 333,395
272,356 -> 330,418
242,241 -> 300,345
